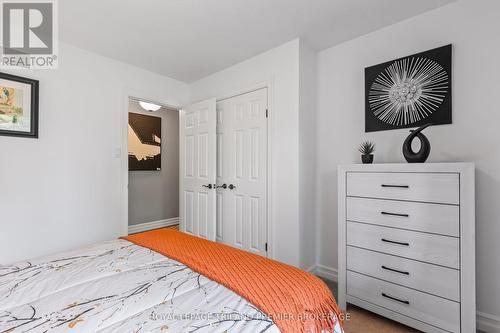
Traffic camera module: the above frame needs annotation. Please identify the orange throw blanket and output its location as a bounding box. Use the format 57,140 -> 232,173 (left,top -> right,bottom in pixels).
122,229 -> 343,332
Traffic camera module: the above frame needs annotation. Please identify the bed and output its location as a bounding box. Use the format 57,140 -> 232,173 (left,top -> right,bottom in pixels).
0,231 -> 343,332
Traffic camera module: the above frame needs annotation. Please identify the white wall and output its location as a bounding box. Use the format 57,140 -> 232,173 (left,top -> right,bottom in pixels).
0,42 -> 189,264
299,40 -> 318,270
190,39 -> 302,267
316,0 -> 500,324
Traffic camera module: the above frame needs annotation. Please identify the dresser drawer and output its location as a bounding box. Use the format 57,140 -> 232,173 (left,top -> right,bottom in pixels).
347,197 -> 459,237
347,246 -> 460,301
347,222 -> 459,269
347,172 -> 459,204
347,271 -> 460,333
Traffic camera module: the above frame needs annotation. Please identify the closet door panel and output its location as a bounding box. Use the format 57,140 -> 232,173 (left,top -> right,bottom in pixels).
216,88 -> 268,257
180,98 -> 217,241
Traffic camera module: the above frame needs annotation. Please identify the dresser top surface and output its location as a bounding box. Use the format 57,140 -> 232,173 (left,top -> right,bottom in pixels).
339,162 -> 475,173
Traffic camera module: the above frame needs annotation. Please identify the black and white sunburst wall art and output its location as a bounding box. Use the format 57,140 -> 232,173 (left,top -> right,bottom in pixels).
365,44 -> 452,132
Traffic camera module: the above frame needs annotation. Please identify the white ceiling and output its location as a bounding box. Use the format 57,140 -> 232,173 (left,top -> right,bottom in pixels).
60,0 -> 454,83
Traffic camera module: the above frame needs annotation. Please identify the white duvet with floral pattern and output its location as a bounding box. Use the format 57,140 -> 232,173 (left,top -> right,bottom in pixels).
0,239 -> 343,333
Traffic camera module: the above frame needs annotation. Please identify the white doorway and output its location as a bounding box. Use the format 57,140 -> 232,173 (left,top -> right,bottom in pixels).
123,87 -> 269,255
216,88 -> 268,256
127,97 -> 181,234
178,89 -> 269,256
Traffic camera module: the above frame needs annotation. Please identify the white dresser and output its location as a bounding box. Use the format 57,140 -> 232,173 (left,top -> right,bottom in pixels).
338,163 -> 475,333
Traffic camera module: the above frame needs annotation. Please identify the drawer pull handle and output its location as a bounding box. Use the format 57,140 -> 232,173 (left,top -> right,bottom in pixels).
381,265 -> 410,275
382,293 -> 410,305
381,211 -> 409,218
381,184 -> 409,189
381,238 -> 410,246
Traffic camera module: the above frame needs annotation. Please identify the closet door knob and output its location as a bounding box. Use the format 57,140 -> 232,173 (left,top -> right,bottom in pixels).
228,184 -> 236,190
217,183 -> 227,189
202,184 -> 213,189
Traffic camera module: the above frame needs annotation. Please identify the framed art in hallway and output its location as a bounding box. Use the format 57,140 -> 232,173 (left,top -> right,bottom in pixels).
0,72 -> 39,138
365,44 -> 452,132
128,112 -> 162,171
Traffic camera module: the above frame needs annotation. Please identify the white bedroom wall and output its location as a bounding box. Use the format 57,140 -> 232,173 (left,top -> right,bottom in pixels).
190,39 -> 302,267
316,0 -> 500,326
0,42 -> 189,264
299,40 -> 318,270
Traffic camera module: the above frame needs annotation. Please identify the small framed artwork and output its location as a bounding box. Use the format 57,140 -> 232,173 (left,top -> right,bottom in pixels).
0,72 -> 39,138
128,112 -> 162,171
365,44 -> 452,132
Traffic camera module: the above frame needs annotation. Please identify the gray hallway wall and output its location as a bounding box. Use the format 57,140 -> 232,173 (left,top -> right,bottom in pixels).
128,100 -> 179,226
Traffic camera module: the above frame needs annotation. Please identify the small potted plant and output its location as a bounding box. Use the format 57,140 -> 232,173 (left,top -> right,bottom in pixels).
358,141 -> 375,164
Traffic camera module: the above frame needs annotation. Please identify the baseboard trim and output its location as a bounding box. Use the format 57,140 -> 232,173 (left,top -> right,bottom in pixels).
305,265 -> 316,274
310,264 -> 338,282
477,311 -> 500,333
128,217 -> 179,234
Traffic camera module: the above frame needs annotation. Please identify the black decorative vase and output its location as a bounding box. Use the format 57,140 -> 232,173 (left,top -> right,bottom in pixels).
403,124 -> 432,163
361,154 -> 374,164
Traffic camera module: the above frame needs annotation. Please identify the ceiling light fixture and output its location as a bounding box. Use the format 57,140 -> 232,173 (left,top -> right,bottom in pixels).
139,101 -> 162,112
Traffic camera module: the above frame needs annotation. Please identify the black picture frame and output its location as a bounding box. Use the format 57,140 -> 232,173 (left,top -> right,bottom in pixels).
128,112 -> 162,171
365,44 -> 452,132
0,72 -> 39,138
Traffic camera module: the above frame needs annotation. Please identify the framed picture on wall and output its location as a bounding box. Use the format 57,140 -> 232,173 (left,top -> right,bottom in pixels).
0,72 -> 39,138
365,44 -> 452,132
128,112 -> 162,171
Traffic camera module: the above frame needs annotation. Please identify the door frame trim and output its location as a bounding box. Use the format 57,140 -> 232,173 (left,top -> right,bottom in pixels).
214,79 -> 274,259
121,88 -> 183,236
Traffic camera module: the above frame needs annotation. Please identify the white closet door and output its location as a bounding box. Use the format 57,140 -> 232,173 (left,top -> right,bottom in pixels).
216,88 -> 268,256
179,98 -> 217,241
